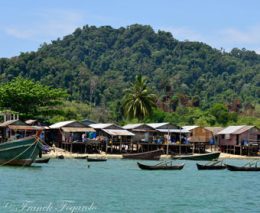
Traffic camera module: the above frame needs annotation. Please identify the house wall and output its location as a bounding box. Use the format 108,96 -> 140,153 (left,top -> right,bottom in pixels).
218,127 -> 260,146
190,127 -> 213,143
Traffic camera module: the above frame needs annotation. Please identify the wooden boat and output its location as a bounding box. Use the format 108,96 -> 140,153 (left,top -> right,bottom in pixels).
137,161 -> 184,170
226,164 -> 260,171
87,156 -> 107,162
87,157 -> 107,162
0,131 -> 43,166
122,149 -> 164,160
196,161 -> 226,170
56,155 -> 64,159
34,157 -> 50,163
74,156 -> 87,159
172,152 -> 220,161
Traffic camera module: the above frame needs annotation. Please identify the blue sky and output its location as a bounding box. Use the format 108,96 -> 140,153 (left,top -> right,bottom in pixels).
1,0 -> 260,57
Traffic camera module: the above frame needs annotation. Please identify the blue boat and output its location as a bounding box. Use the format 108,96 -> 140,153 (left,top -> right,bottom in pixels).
0,132 -> 43,166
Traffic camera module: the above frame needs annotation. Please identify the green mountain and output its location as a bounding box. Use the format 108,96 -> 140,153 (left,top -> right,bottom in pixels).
0,24 -> 259,123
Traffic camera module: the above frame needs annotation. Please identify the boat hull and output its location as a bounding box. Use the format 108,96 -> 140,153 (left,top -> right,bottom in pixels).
34,157 -> 50,163
137,162 -> 184,170
196,163 -> 226,170
172,152 -> 220,161
0,137 -> 42,166
226,164 -> 260,171
123,149 -> 163,160
87,158 -> 107,162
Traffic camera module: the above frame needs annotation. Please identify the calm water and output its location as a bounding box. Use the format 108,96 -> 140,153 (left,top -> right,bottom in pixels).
0,159 -> 259,213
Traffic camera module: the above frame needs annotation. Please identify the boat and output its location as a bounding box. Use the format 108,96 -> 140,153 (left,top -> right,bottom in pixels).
34,157 -> 50,163
74,156 -> 87,159
0,131 -> 43,166
196,161 -> 226,170
137,161 -> 184,170
122,149 -> 164,160
56,155 -> 64,159
87,156 -> 107,162
226,164 -> 260,171
172,152 -> 220,161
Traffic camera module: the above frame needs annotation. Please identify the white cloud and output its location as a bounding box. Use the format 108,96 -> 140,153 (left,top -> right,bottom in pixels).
4,9 -> 85,41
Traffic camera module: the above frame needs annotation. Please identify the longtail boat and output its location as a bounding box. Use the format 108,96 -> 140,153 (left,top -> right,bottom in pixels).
137,161 -> 184,170
123,149 -> 164,160
0,131 -> 43,166
34,157 -> 50,163
226,164 -> 260,171
172,152 -> 220,161
197,161 -> 226,170
87,156 -> 107,162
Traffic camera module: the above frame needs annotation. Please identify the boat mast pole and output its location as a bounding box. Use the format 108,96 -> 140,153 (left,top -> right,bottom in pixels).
166,127 -> 169,155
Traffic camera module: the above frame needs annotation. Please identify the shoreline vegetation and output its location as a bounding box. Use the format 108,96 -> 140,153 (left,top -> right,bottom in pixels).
44,148 -> 260,160
0,24 -> 259,127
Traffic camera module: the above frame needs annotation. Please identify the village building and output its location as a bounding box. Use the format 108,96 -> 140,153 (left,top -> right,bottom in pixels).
217,125 -> 260,155
0,119 -> 43,142
89,123 -> 135,153
48,121 -> 96,153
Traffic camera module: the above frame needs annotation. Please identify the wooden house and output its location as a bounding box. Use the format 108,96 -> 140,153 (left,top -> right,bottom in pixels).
0,120 -> 43,142
182,126 -> 215,153
49,120 -> 95,148
123,123 -> 156,143
182,126 -> 213,143
217,126 -> 260,155
89,123 -> 135,153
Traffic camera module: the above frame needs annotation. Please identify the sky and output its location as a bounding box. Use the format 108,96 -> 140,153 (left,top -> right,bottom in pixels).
1,0 -> 260,58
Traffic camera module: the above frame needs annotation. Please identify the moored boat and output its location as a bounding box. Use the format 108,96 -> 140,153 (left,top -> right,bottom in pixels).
123,149 -> 164,160
137,161 -> 184,170
226,164 -> 260,171
34,157 -> 50,163
0,132 -> 43,166
172,152 -> 220,161
87,157 -> 107,162
196,161 -> 226,170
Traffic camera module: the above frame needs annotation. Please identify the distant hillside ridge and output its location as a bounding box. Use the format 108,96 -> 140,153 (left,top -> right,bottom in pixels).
0,24 -> 259,112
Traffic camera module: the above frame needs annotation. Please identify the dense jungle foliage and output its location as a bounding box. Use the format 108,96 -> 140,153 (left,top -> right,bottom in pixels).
0,24 -> 259,126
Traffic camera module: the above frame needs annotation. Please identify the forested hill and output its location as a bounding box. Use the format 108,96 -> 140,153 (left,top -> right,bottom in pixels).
0,24 -> 259,114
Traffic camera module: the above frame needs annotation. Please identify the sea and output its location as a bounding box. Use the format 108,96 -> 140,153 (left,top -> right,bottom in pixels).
0,159 -> 259,213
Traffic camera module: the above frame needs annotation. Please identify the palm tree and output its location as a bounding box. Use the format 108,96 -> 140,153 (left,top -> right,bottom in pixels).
123,75 -> 157,121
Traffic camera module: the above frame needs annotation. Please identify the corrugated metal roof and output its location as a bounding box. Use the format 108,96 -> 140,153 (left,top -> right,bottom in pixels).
61,127 -> 95,132
217,126 -> 247,135
156,129 -> 190,133
25,119 -> 37,125
182,126 -> 199,131
205,127 -> 224,135
234,126 -> 255,134
147,123 -> 169,129
0,120 -> 26,127
89,123 -> 114,129
102,129 -> 135,136
49,121 -> 75,129
123,123 -> 144,129
0,120 -> 18,127
8,125 -> 44,130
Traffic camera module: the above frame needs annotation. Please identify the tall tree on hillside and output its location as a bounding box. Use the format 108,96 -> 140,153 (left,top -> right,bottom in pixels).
0,77 -> 67,119
123,75 -> 157,121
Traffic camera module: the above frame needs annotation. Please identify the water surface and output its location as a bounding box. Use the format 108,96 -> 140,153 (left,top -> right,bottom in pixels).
0,159 -> 259,213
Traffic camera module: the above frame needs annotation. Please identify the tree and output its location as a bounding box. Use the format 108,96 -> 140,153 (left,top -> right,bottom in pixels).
122,75 -> 157,121
0,77 -> 67,119
209,103 -> 229,125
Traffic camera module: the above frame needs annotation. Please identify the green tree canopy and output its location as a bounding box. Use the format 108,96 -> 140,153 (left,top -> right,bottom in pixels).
123,75 -> 157,121
0,77 -> 68,119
